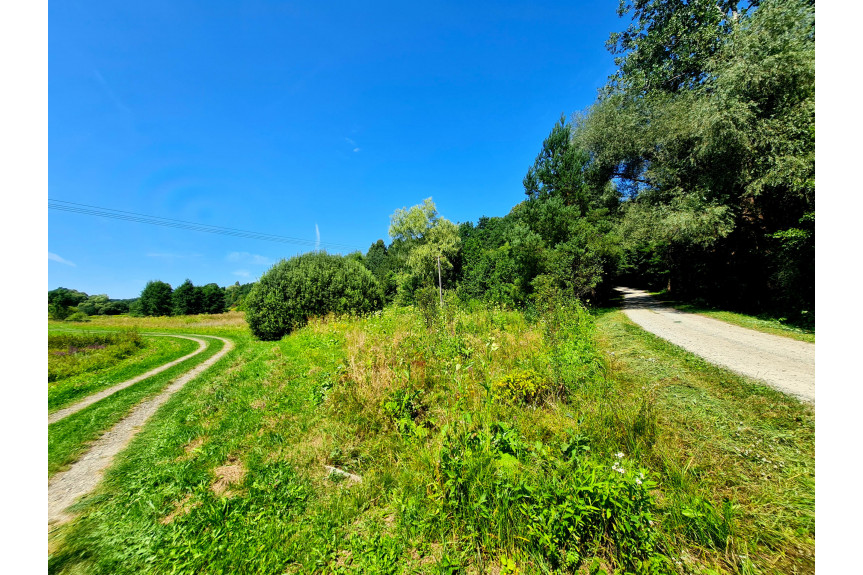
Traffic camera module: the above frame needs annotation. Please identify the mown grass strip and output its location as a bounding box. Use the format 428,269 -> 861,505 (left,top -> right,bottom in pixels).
48,336 -> 227,477
594,307 -> 815,573
49,334 -> 200,412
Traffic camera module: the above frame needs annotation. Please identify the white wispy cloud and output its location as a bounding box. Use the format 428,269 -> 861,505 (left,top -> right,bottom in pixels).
48,252 -> 76,267
232,270 -> 251,278
227,252 -> 272,266
315,224 -> 320,252
345,137 -> 361,152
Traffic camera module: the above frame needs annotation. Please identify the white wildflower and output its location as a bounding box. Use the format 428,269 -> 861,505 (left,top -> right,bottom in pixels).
616,452 -> 625,459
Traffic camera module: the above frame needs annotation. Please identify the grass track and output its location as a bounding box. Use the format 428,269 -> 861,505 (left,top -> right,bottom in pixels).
49,333 -> 200,412
48,335 -> 228,477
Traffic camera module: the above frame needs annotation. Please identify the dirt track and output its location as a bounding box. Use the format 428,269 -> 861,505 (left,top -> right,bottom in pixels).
616,287 -> 814,403
48,335 -> 234,527
48,334 -> 207,424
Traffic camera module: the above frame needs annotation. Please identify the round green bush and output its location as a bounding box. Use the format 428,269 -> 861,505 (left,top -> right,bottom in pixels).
245,252 -> 384,340
65,311 -> 91,322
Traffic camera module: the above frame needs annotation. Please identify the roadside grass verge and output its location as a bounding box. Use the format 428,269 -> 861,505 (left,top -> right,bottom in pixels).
594,307 -> 815,574
48,336 -> 229,477
48,332 -> 200,412
49,303 -> 814,574
646,292 -> 814,343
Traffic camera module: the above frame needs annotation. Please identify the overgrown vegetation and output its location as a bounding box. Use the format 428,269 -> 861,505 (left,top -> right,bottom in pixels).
49,295 -> 813,574
340,0 -> 814,323
49,330 -> 145,383
49,2 -> 814,572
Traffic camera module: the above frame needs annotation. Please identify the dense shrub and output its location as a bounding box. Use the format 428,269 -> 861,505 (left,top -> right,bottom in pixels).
245,252 -> 384,340
65,311 -> 90,322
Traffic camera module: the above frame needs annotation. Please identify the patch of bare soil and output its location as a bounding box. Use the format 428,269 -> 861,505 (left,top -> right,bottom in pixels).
160,494 -> 201,525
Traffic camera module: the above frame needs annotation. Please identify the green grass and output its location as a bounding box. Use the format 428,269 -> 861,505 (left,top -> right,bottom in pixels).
48,335 -> 228,477
647,292 -> 815,343
593,307 -> 814,574
49,303 -> 814,574
48,332 -> 200,412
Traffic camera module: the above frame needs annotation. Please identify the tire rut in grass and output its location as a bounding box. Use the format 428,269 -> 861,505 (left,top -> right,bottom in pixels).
48,335 -> 235,527
48,334 -> 207,424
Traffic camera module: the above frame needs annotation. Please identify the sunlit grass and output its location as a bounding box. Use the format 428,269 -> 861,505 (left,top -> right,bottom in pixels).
48,336 -> 229,477
49,303 -> 814,574
48,333 -> 199,412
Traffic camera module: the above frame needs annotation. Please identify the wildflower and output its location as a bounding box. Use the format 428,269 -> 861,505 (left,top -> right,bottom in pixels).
635,478 -> 642,485
615,452 -> 625,459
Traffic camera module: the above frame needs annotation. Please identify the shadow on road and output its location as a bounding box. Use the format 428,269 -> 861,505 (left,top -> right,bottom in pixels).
613,287 -> 664,310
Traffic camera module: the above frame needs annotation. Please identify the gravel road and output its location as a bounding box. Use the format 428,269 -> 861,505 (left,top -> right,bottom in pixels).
48,335 -> 234,527
616,287 -> 814,403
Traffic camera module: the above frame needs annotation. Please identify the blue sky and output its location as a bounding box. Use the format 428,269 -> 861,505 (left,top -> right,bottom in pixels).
49,1 -> 624,298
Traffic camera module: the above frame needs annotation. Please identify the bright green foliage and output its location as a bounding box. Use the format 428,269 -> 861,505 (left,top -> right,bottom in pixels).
245,252 -> 384,340
65,311 -> 90,322
389,199 -> 462,297
224,281 -> 254,310
388,197 -> 439,242
429,420 -> 663,572
172,279 -> 203,316
77,294 -> 108,316
575,0 -> 814,317
606,0 -> 755,95
457,189 -> 621,305
362,239 -> 399,303
522,115 -> 595,214
490,369 -> 550,405
138,280 -> 173,316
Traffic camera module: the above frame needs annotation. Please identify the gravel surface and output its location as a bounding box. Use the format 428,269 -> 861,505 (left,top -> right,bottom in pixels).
48,334 -> 207,425
616,287 -> 814,403
48,335 -> 234,528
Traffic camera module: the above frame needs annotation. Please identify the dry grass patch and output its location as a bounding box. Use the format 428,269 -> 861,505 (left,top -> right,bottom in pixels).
175,436 -> 208,461
210,456 -> 246,497
160,494 -> 201,525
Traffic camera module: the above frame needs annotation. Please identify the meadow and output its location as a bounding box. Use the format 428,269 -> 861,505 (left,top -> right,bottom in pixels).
48,300 -> 813,574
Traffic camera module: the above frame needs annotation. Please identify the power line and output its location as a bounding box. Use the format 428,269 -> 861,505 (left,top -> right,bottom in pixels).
48,199 -> 365,252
